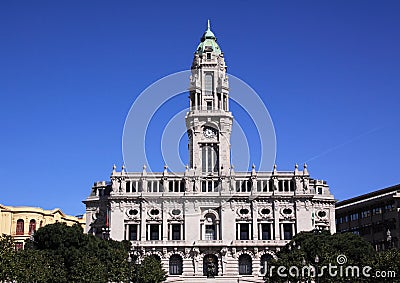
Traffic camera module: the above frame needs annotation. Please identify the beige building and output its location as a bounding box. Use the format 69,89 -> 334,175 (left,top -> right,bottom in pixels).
0,204 -> 85,249
84,22 -> 336,282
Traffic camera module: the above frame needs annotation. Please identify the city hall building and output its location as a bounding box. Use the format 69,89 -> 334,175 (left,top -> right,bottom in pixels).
84,22 -> 336,282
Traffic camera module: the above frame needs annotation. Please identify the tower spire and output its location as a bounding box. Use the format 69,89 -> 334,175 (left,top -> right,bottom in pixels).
187,23 -> 232,176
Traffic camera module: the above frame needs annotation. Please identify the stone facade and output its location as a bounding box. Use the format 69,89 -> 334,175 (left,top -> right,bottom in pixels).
84,22 -> 336,282
0,204 -> 85,249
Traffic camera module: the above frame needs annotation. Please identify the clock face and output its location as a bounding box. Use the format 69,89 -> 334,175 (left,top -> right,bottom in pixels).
203,127 -> 216,138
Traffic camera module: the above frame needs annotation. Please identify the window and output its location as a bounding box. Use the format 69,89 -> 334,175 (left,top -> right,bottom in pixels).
203,213 -> 218,240
372,207 -> 382,215
283,223 -> 293,240
171,224 -> 181,240
206,53 -> 211,60
236,180 -> 252,192
239,254 -> 252,275
350,213 -> 359,221
15,242 -> 23,251
201,180 -> 220,192
129,224 -> 138,241
361,210 -> 370,218
16,219 -> 24,235
385,203 -> 395,212
223,95 -> 227,110
261,223 -> 271,240
29,219 -> 36,235
149,224 -> 160,240
168,180 -> 184,192
238,223 -> 250,240
205,225 -> 216,240
169,254 -> 183,275
201,144 -> 218,173
204,72 -> 213,96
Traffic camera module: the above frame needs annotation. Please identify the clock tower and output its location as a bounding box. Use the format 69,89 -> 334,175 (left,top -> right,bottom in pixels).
186,21 -> 233,177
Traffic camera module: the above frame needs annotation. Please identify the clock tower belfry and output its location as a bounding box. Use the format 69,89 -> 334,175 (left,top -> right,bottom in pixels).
186,21 -> 233,177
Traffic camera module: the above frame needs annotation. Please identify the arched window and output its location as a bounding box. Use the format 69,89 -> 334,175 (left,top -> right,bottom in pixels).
16,219 -> 24,235
239,254 -> 252,275
169,254 -> 183,275
29,219 -> 36,235
203,213 -> 217,240
260,254 -> 273,276
203,254 -> 218,277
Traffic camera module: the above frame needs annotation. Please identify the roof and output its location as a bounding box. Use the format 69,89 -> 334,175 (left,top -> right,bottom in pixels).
0,203 -> 85,223
196,20 -> 222,55
336,183 -> 400,208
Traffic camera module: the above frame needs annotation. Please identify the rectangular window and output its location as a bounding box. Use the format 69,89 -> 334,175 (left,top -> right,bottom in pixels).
361,210 -> 370,218
202,181 -> 207,192
372,207 -> 382,215
205,225 -> 216,240
171,224 -> 181,240
204,72 -> 213,96
239,223 -> 250,240
129,224 -> 138,241
15,242 -> 23,251
202,145 -> 207,172
261,223 -> 271,240
149,224 -> 160,241
223,95 -> 227,110
350,213 -> 359,221
201,144 -> 219,173
283,223 -> 293,240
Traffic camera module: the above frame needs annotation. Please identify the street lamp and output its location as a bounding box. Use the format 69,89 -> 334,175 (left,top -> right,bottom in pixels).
387,229 -> 392,250
314,255 -> 320,283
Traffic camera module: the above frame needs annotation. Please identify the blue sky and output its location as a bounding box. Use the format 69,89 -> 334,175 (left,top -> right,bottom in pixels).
1,0 -> 399,216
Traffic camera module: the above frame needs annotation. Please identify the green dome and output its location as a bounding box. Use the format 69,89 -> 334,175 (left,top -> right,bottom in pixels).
196,20 -> 222,55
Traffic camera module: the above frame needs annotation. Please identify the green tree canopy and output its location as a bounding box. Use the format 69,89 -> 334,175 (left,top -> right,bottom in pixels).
264,230 -> 376,283
1,223 -> 167,283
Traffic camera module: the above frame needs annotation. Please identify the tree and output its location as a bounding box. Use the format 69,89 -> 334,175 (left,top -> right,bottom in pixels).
372,248 -> 400,283
264,230 -> 376,283
29,222 -> 130,283
135,256 -> 167,283
0,224 -> 168,282
0,234 -> 17,282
